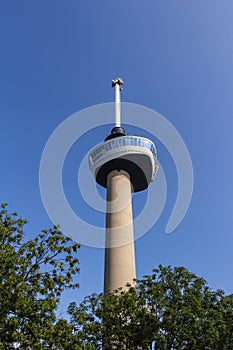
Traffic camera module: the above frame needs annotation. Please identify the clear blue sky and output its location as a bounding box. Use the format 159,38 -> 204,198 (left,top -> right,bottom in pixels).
1,1 -> 233,316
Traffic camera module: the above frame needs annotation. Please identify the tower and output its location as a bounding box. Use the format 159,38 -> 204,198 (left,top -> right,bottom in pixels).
89,78 -> 158,293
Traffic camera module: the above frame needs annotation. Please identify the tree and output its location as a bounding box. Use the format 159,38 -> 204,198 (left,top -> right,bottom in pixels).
0,203 -> 80,349
68,265 -> 233,350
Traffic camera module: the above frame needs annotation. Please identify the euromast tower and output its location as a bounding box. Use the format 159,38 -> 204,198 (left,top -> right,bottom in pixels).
89,78 -> 158,293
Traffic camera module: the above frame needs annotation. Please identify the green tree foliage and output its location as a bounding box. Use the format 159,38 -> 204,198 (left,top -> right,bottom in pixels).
68,265 -> 233,350
0,203 -> 80,349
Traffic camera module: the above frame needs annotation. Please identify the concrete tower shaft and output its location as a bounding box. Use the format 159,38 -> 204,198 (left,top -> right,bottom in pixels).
104,170 -> 136,293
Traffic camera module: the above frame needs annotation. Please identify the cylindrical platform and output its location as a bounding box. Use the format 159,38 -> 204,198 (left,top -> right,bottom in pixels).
104,170 -> 136,293
89,135 -> 159,192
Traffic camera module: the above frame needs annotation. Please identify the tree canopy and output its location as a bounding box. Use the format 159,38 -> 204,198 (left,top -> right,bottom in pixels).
0,203 -> 80,349
68,265 -> 233,350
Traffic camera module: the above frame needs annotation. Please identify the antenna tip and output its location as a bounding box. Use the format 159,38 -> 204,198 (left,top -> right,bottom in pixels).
112,77 -> 124,88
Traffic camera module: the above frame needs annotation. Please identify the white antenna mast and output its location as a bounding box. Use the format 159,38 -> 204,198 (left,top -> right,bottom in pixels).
112,78 -> 124,127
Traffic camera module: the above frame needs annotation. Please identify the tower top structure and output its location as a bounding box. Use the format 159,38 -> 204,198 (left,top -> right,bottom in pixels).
112,77 -> 124,128
107,77 -> 126,140
88,78 -> 159,192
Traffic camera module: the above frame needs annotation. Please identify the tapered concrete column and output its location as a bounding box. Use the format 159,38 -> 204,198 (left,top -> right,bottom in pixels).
104,170 -> 136,293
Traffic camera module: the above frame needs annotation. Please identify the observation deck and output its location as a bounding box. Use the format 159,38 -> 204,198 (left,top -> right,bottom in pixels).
89,135 -> 158,192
